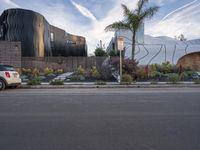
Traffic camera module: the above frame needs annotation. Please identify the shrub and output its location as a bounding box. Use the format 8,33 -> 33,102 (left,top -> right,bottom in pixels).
149,71 -> 164,78
160,62 -> 173,74
91,66 -> 101,79
99,66 -> 113,80
94,48 -> 107,56
136,67 -> 148,79
32,68 -> 39,77
76,65 -> 85,76
22,68 -> 32,75
151,62 -> 177,74
108,49 -> 117,56
44,67 -> 54,76
110,58 -> 138,79
108,49 -> 120,56
179,72 -> 188,80
50,79 -> 64,85
56,69 -> 64,74
70,75 -> 85,82
122,74 -> 133,84
167,73 -> 180,84
123,59 -> 138,78
27,76 -> 41,85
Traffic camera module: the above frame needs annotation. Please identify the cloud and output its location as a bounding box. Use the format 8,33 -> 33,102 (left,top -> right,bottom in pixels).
2,0 -> 198,56
161,0 -> 198,21
1,0 -> 20,7
151,0 -> 177,6
71,0 -> 97,21
146,0 -> 200,40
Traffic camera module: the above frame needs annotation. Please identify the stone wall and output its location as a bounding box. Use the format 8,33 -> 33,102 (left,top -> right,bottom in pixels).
177,52 -> 200,71
21,57 -> 108,72
0,41 -> 21,69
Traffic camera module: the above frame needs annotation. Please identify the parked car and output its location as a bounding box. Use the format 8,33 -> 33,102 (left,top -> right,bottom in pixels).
0,65 -> 21,90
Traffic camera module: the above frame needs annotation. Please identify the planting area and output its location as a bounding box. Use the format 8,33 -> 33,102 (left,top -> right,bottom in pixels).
21,59 -> 200,85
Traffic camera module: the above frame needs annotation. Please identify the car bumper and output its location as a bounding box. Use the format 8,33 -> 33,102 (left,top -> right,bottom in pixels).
6,78 -> 22,86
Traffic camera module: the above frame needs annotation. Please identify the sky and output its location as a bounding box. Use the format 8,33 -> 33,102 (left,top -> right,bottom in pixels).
0,0 -> 200,55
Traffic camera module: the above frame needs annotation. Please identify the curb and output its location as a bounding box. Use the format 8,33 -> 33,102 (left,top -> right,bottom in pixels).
20,84 -> 200,89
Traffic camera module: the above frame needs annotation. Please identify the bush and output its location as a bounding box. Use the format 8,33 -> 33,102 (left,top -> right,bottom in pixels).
91,66 -> 101,79
149,71 -> 164,78
123,59 -> 138,78
136,67 -> 148,79
108,49 -> 117,56
180,72 -> 188,80
27,76 -> 41,85
108,49 -> 120,57
99,66 -> 113,80
56,69 -> 64,74
110,58 -> 138,79
32,68 -> 39,77
50,79 -> 64,85
122,74 -> 133,84
70,75 -> 85,82
76,65 -> 85,76
167,73 -> 180,84
94,48 -> 107,56
22,68 -> 32,75
160,62 -> 173,74
44,67 -> 54,76
150,62 -> 177,74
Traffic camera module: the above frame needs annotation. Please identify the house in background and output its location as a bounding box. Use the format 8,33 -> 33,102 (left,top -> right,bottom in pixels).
0,8 -> 87,58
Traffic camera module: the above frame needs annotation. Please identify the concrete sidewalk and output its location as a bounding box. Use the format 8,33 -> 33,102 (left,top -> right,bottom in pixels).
20,82 -> 200,89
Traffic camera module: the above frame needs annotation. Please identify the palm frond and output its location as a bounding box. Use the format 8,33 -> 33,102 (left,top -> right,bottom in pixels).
105,21 -> 130,32
139,6 -> 159,20
136,0 -> 148,15
121,4 -> 132,17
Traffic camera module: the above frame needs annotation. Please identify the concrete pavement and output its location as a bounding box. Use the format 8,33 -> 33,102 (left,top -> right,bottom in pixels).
0,88 -> 200,150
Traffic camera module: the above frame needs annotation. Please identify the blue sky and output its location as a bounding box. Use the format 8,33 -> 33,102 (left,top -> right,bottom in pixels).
0,0 -> 200,54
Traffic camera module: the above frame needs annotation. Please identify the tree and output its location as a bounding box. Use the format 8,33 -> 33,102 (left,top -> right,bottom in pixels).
94,48 -> 107,56
177,34 -> 187,41
105,0 -> 159,60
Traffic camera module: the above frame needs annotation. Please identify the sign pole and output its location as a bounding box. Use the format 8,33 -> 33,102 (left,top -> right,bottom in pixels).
117,37 -> 124,84
120,48 -> 122,83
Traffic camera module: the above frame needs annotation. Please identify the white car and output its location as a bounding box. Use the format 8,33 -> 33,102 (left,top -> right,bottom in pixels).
0,65 -> 21,91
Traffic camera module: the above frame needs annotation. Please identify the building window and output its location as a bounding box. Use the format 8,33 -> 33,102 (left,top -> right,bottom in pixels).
66,40 -> 76,45
50,32 -> 54,42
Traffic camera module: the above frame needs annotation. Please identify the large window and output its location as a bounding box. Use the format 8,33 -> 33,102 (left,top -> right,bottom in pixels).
50,32 -> 54,42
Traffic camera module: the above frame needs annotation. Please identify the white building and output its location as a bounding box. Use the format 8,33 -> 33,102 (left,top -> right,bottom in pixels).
107,27 -> 200,65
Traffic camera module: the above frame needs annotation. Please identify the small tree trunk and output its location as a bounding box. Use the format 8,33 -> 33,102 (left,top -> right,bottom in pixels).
132,31 -> 136,60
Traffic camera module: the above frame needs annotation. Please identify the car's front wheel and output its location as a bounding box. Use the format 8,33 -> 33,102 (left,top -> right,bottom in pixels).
0,79 -> 6,91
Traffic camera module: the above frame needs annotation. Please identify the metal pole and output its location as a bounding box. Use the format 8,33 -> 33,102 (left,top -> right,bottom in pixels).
120,50 -> 122,83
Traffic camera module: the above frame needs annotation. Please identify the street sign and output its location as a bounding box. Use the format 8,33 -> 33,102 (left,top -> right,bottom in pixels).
117,37 -> 124,51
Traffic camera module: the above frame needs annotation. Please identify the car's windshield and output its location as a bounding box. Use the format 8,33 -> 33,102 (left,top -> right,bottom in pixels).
1,66 -> 15,71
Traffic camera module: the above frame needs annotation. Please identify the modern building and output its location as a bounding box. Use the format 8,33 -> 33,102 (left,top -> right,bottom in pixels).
107,25 -> 200,65
0,8 -> 87,57
106,23 -> 144,54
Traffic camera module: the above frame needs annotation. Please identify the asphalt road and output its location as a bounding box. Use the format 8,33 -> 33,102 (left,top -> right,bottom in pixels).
0,88 -> 200,150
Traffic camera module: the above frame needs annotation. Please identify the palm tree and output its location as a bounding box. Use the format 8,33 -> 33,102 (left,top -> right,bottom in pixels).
105,0 -> 159,60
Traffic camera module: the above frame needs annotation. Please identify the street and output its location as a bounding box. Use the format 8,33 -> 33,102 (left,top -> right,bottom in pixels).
0,88 -> 200,150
